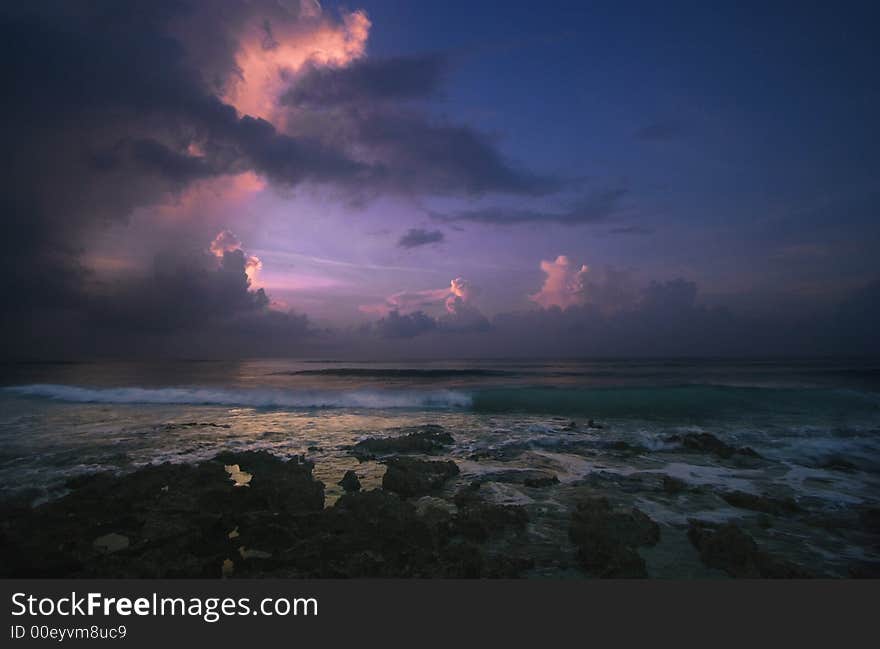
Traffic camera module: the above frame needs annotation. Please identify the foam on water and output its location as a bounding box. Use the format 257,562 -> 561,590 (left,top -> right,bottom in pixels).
5,384 -> 473,410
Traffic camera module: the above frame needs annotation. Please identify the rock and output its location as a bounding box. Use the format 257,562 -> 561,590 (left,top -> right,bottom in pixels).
456,504 -> 528,542
414,496 -> 457,531
238,547 -> 272,560
0,451 -> 325,578
437,541 -> 534,578
667,433 -> 762,459
467,447 -> 526,462
351,426 -> 454,457
720,491 -> 801,515
338,470 -> 361,493
687,521 -> 812,578
817,456 -> 858,472
382,457 -> 460,498
568,498 -> 660,578
452,488 -> 528,542
473,469 -> 559,488
93,533 -> 129,554
859,507 -> 880,534
662,475 -> 688,494
524,475 -> 560,488
310,489 -> 440,577
608,441 -> 648,454
848,561 -> 880,578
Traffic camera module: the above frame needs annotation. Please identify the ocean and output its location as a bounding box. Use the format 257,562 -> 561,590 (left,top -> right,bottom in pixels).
2,358 -> 879,576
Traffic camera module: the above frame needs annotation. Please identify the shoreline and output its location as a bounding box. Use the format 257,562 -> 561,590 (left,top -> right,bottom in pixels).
2,426 -> 877,579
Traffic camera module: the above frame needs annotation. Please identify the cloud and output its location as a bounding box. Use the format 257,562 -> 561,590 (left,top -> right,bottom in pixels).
529,256 -> 639,314
361,276 -> 489,336
282,54 -> 447,107
373,310 -> 437,338
530,256 -> 589,309
346,112 -> 556,196
0,0 -> 559,357
209,230 -> 262,283
223,8 -> 370,123
397,228 -> 445,248
431,188 -> 626,225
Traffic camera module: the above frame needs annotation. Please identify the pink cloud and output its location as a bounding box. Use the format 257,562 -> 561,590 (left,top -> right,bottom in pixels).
529,255 -> 588,309
222,5 -> 370,128
360,277 -> 477,317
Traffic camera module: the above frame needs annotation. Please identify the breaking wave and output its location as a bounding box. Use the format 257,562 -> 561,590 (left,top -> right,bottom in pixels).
5,383 -> 879,418
4,384 -> 473,410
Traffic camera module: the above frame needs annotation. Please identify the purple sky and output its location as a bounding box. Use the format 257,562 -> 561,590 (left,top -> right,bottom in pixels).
2,1 -> 878,358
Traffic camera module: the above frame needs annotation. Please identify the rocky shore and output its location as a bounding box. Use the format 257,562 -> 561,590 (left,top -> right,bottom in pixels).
1,426 -> 877,578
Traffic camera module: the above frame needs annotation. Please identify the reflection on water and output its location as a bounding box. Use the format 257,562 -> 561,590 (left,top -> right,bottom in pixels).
224,464 -> 252,487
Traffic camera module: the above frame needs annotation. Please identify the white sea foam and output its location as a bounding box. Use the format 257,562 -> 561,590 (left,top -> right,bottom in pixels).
4,384 -> 473,410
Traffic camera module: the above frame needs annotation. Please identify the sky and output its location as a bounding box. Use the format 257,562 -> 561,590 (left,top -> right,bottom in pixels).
1,0 -> 878,359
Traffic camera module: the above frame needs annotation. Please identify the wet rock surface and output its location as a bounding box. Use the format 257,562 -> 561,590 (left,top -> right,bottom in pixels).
381,457 -> 460,498
687,521 -> 813,578
720,490 -> 802,515
452,484 -> 529,542
472,469 -> 559,488
568,497 -> 660,578
0,450 -> 534,578
666,432 -> 761,459
350,426 -> 454,458
1,415 -> 877,579
338,470 -> 362,493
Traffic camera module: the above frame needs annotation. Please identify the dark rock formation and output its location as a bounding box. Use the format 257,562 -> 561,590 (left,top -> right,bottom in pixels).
338,470 -> 362,493
662,475 -> 688,494
351,426 -> 454,458
720,491 -> 801,515
0,451 -> 540,579
859,507 -> 880,534
381,457 -> 460,498
666,432 -> 761,459
568,497 -> 660,578
0,451 -> 324,578
471,469 -> 559,488
452,485 -> 528,542
687,521 -> 812,578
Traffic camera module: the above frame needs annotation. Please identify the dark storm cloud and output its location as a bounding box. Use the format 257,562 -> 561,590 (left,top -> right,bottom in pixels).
397,228 -> 445,248
0,0 -> 559,358
373,310 -> 438,339
282,54 -> 447,106
88,250 -> 270,334
280,50 -> 554,197
431,188 -> 627,225
347,112 -> 556,196
365,304 -> 491,340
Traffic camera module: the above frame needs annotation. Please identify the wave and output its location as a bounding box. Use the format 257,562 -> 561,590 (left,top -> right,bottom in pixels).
271,368 -> 513,378
3,384 -> 473,410
5,383 -> 879,418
